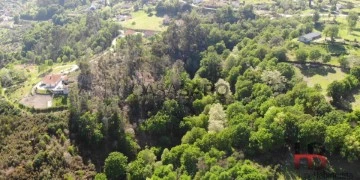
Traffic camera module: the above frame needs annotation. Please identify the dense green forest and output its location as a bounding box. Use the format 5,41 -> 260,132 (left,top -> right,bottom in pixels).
1,0 -> 360,179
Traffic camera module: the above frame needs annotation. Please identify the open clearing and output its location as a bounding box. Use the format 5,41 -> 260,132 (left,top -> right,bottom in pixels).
319,16 -> 360,41
20,94 -> 52,109
121,11 -> 166,31
294,64 -> 360,109
294,65 -> 347,96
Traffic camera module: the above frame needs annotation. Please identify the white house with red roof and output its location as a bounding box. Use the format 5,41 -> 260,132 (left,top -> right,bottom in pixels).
39,74 -> 69,94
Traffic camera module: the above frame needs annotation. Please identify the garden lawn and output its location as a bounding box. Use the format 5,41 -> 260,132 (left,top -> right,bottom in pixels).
121,11 -> 166,31
337,17 -> 360,41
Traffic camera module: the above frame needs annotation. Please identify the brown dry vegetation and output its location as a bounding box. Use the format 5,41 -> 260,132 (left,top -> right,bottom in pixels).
0,110 -> 96,179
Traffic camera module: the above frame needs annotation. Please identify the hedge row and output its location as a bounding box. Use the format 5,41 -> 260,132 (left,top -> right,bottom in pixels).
18,103 -> 68,113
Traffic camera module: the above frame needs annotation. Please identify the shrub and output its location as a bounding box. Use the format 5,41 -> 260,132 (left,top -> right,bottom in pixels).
295,49 -> 308,62
42,134 -> 51,143
33,151 -> 47,169
60,133 -> 66,144
322,54 -> 331,63
68,145 -> 76,156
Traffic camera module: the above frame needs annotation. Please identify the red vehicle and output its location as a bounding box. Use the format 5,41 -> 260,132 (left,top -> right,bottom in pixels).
294,154 -> 328,169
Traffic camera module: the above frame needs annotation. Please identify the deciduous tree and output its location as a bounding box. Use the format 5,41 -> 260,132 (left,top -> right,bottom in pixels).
104,152 -> 128,180
295,49 -> 308,62
208,103 -> 227,133
324,25 -> 339,42
309,49 -> 321,62
347,11 -> 359,32
341,127 -> 360,161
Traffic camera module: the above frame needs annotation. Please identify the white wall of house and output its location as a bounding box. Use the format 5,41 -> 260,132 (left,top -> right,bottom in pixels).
193,0 -> 203,4
298,37 -> 309,43
42,80 -> 61,89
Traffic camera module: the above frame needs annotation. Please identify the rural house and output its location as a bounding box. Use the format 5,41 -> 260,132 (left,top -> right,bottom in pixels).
40,74 -> 69,94
298,32 -> 322,43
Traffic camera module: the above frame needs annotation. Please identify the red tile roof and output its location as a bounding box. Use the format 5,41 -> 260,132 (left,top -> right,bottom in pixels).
125,29 -> 137,36
42,74 -> 67,86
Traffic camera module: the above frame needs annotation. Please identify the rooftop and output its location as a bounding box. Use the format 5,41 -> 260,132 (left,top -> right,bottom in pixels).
301,32 -> 321,40
42,74 -> 67,86
125,29 -> 137,36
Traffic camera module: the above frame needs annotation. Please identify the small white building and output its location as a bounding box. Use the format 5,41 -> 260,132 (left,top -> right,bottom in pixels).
193,0 -> 203,4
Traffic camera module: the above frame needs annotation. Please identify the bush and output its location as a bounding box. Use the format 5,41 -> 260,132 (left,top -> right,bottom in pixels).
295,49 -> 308,62
309,49 -> 321,62
47,122 -> 67,135
37,140 -> 47,150
339,56 -> 349,69
322,54 -> 331,63
33,151 -> 47,169
42,134 -> 51,143
60,133 -> 66,144
25,161 -> 33,172
68,145 -> 76,156
36,88 -> 51,95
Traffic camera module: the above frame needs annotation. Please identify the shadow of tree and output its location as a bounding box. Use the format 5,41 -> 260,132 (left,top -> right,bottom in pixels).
343,88 -> 360,109
331,88 -> 360,111
298,65 -> 336,77
314,23 -> 325,32
330,99 -> 352,111
326,44 -> 347,55
341,67 -> 350,73
352,28 -> 360,32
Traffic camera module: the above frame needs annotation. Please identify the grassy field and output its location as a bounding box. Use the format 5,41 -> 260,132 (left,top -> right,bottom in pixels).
319,16 -> 360,41
336,17 -> 360,41
8,64 -> 42,101
341,7 -> 360,14
351,93 -> 360,110
293,62 -> 360,109
294,65 -> 347,96
121,11 -> 166,31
